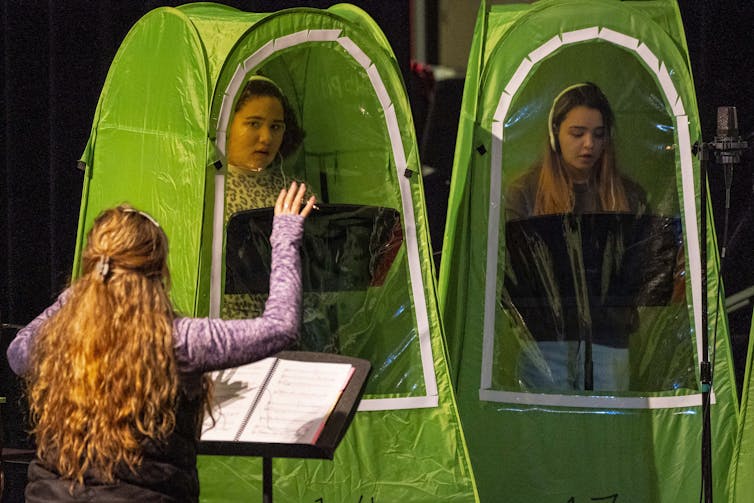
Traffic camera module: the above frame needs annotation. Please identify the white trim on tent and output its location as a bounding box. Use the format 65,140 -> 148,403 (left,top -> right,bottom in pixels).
481,27 -> 709,409
210,170 -> 226,319
211,29 -> 438,412
479,388 -> 707,409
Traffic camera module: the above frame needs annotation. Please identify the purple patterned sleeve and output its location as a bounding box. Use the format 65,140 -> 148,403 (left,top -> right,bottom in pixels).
173,214 -> 304,373
7,289 -> 71,376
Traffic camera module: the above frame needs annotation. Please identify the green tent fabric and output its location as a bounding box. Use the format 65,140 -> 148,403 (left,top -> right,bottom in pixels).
437,0 -> 738,501
730,318 -> 754,500
77,3 -> 477,501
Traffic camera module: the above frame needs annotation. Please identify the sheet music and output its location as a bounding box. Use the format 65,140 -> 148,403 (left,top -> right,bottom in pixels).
201,357 -> 276,441
238,359 -> 355,444
201,357 -> 354,444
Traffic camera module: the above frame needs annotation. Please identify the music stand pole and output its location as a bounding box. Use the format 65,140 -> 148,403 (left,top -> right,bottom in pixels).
584,327 -> 593,391
263,457 -> 273,503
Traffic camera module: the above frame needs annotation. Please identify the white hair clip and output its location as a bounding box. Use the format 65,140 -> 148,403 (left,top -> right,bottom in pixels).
96,255 -> 111,280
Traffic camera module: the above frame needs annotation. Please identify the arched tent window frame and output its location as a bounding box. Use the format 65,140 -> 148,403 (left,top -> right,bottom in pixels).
481,27 -> 706,409
209,29 -> 438,412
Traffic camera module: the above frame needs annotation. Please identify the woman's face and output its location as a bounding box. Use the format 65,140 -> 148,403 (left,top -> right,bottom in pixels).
556,105 -> 606,181
227,95 -> 285,172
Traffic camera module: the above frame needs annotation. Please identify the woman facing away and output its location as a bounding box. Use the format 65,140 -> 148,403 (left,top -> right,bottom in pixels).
7,182 -> 315,502
505,82 -> 649,392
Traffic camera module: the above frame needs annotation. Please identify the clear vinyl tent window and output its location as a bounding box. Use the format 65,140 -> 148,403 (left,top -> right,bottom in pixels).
480,29 -> 705,409
210,30 -> 438,411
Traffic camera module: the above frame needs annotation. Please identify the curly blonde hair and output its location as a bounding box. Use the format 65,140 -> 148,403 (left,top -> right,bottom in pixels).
27,205 -> 178,486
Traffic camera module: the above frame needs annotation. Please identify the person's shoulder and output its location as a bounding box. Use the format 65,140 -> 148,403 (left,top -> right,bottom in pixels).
505,164 -> 542,220
619,173 -> 648,211
619,174 -> 646,198
507,164 -> 541,194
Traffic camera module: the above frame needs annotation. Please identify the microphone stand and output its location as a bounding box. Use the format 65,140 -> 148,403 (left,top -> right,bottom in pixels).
693,106 -> 748,503
695,141 -> 713,503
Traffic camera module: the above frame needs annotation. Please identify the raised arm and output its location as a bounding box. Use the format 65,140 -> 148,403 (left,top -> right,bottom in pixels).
174,182 -> 316,373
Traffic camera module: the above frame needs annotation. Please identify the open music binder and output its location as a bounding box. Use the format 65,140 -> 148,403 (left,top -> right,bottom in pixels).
199,352 -> 370,502
199,351 -> 370,460
202,356 -> 355,445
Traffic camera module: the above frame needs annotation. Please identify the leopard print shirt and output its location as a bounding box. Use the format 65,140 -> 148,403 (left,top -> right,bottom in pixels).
225,164 -> 288,218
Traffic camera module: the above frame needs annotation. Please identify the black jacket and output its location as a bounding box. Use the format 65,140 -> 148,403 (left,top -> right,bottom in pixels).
25,373 -> 204,502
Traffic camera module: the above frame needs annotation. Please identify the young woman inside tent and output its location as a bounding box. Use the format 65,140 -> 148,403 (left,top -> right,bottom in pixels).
221,74 -> 344,355
505,82 -> 647,219
225,75 -> 306,213
7,185 -> 314,501
221,76 -> 304,317
504,82 -> 662,391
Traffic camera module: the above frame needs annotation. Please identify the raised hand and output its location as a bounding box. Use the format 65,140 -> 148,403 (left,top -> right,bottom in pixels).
275,181 -> 317,218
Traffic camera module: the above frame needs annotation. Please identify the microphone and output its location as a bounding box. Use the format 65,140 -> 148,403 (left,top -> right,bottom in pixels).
711,107 -> 748,259
717,106 -> 739,137
712,106 -> 748,165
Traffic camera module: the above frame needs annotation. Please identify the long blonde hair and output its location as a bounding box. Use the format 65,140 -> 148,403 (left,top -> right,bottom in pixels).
27,205 -> 177,485
534,82 -> 629,215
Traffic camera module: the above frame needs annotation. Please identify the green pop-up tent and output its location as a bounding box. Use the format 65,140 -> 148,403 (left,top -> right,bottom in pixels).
730,313 -> 754,502
438,0 -> 738,501
76,3 -> 477,501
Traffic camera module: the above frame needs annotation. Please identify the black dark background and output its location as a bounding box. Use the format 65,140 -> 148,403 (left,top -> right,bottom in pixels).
1,0 -> 753,444
679,1 -> 754,387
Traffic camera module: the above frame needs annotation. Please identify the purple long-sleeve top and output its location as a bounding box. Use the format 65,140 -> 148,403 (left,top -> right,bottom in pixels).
7,214 -> 304,377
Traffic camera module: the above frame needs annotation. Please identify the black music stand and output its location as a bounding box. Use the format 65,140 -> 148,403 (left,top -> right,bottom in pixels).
504,213 -> 681,389
224,204 -> 402,295
198,351 -> 371,503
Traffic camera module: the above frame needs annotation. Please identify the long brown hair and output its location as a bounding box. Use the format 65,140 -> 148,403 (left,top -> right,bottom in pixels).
534,82 -> 629,215
27,205 -> 177,485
